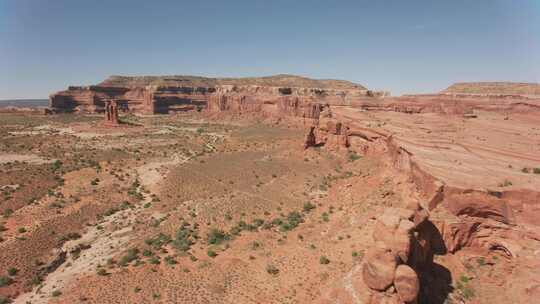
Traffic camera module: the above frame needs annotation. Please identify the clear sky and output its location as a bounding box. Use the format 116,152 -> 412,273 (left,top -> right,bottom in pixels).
1,0 -> 539,99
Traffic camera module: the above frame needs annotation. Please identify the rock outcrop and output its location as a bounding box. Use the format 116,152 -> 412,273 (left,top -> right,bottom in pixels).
358,206 -> 429,303
301,105 -> 351,151
49,74 -> 379,115
103,100 -> 120,126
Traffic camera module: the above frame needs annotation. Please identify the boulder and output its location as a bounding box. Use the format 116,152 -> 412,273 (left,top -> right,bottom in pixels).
362,245 -> 398,291
369,293 -> 400,304
393,229 -> 411,263
393,265 -> 420,303
373,219 -> 396,245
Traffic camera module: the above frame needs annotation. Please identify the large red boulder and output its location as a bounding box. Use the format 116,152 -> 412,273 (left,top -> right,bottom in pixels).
394,265 -> 420,303
362,245 -> 398,291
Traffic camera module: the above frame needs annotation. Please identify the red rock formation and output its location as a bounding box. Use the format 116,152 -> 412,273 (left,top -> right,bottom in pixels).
303,126 -> 317,149
103,100 -> 120,126
302,104 -> 351,151
49,75 -> 379,115
394,265 -> 420,303
356,207 -> 430,303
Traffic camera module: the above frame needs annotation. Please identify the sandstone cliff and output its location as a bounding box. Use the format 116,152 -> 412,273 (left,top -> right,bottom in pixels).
49,74 -> 381,115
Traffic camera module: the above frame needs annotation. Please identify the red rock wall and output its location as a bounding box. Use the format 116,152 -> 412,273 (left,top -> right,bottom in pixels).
49,81 -> 376,115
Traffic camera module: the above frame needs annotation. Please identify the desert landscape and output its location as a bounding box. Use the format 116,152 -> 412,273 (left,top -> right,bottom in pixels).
0,75 -> 539,304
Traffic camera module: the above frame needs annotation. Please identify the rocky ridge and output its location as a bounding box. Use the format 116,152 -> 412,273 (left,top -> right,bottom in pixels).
49,75 -> 380,115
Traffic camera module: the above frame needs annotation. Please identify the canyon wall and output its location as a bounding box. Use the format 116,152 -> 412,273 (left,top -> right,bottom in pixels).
48,75 -> 379,114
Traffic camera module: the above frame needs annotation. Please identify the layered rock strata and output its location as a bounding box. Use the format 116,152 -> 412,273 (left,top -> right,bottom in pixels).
48,75 -> 377,114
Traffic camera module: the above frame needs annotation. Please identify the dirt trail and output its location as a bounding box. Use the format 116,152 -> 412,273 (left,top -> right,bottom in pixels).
14,153 -> 190,304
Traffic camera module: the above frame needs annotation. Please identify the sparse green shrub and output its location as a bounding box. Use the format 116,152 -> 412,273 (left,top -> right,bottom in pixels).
321,212 -> 329,222
319,256 -> 330,265
207,228 -> 229,245
207,249 -> 217,258
164,256 -> 177,265
7,268 -> 17,276
252,218 -> 264,228
456,276 -> 475,300
534,168 -> 540,174
266,264 -> 279,275
476,257 -> 486,266
52,160 -> 62,171
348,151 -> 361,162
52,290 -> 62,297
0,276 -> 13,287
3,209 -> 13,217
148,256 -> 160,265
172,224 -> 198,252
279,211 -> 304,232
119,248 -> 139,266
303,202 -> 316,212
96,268 -> 107,276
30,274 -> 42,285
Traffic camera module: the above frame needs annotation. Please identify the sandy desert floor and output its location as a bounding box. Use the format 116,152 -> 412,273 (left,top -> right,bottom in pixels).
0,111 -> 538,304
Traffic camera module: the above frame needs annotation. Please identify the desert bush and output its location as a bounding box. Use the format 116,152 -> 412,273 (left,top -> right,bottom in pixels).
7,268 -> 17,276
172,224 -> 198,252
164,256 -> 177,265
119,248 -> 139,266
3,209 -> 13,217
29,274 -> 42,286
266,264 -> 279,275
0,276 -> 13,287
51,160 -> 62,171
348,151 -> 361,162
456,275 -> 475,300
252,218 -> 265,228
321,212 -> 329,222
96,268 -> 107,276
207,228 -> 230,245
319,256 -> 330,264
207,249 -> 217,258
303,202 -> 316,212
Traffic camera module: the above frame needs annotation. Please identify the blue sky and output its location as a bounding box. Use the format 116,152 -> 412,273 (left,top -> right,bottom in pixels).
1,0 -> 539,99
